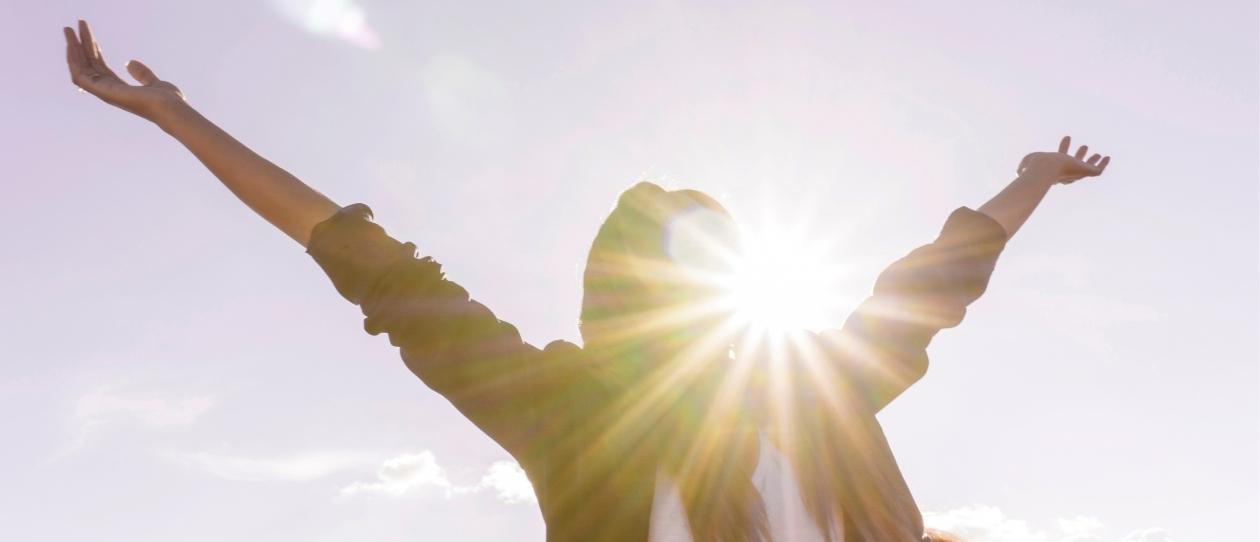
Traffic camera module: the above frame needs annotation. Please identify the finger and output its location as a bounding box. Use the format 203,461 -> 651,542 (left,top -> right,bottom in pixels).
63,26 -> 85,67
1086,153 -> 1101,166
64,27 -> 82,84
78,20 -> 116,77
63,26 -> 80,67
64,27 -> 93,84
1074,145 -> 1088,160
1098,156 -> 1111,171
62,26 -> 79,50
126,60 -> 160,85
1017,155 -> 1030,174
1058,136 -> 1071,154
77,20 -> 104,79
78,20 -> 98,65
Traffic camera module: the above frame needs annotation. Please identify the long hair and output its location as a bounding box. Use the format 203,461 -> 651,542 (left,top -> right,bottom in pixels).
578,181 -> 838,541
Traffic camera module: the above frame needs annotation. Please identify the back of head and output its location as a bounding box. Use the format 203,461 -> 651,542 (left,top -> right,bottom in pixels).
579,181 -> 768,541
579,181 -> 739,362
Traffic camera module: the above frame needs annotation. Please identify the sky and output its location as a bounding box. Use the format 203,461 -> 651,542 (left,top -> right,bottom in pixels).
1,1 -> 1256,541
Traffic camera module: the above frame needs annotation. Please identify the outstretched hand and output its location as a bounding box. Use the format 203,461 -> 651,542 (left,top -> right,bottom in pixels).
1018,136 -> 1112,185
63,19 -> 184,121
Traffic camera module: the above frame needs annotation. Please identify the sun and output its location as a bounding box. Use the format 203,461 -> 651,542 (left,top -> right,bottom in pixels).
663,206 -> 845,341
726,227 -> 836,336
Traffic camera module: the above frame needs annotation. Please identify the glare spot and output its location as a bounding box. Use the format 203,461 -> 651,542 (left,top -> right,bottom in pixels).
729,228 -> 834,335
269,0 -> 382,50
419,54 -> 510,144
664,206 -> 841,338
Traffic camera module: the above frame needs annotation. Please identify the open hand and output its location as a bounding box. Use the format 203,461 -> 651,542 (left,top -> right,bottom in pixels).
1017,136 -> 1112,185
63,20 -> 184,121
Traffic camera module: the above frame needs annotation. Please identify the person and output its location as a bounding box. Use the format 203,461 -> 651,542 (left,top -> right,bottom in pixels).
62,20 -> 1111,542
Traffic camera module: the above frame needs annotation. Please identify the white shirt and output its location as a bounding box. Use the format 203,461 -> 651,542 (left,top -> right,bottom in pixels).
648,431 -> 844,541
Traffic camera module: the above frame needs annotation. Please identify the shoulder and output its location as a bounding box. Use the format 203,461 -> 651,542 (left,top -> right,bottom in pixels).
533,339 -> 610,394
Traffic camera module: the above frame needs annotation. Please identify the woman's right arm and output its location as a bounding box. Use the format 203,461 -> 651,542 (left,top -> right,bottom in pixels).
64,20 -> 566,462
305,203 -> 586,466
63,20 -> 339,246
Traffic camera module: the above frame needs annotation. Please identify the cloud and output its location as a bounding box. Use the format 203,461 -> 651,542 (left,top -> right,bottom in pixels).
924,505 -> 1048,542
1119,529 -> 1172,542
477,460 -> 537,504
164,449 -> 377,483
76,389 -> 213,428
341,451 -> 451,496
924,506 -> 1171,542
1058,515 -> 1105,542
162,446 -> 535,504
342,452 -> 537,504
57,388 -> 214,458
268,0 -> 382,49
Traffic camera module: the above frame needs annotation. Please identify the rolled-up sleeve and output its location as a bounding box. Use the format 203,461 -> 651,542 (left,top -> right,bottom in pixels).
821,206 -> 1009,411
305,203 -> 549,459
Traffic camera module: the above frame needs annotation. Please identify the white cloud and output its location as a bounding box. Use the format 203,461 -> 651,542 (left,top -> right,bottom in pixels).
161,446 -> 535,505
57,388 -> 215,458
76,389 -> 212,428
342,452 -> 537,504
341,451 -> 451,496
924,506 -> 1169,542
477,460 -> 536,504
1058,515 -> 1105,542
164,449 -> 378,483
924,505 -> 1048,542
1119,529 -> 1172,542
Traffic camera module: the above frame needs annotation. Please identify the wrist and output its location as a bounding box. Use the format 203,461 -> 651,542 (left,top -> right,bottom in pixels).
1015,169 -> 1059,189
148,99 -> 198,133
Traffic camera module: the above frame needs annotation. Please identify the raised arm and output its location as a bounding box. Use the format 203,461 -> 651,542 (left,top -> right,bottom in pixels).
63,20 -> 573,463
63,20 -> 338,246
821,136 -> 1112,411
978,135 -> 1111,239
304,203 -> 588,465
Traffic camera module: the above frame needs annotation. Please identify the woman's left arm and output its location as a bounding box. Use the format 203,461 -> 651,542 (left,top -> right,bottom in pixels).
819,136 -> 1112,411
978,135 -> 1111,239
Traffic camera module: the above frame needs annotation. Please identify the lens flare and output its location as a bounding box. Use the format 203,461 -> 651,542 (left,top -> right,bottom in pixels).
664,206 -> 843,341
727,229 -> 835,335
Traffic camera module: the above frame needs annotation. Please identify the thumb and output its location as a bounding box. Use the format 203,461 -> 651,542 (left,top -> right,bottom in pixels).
125,59 -> 160,85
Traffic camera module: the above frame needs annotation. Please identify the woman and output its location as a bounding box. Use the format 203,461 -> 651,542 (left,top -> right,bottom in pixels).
62,20 -> 1110,542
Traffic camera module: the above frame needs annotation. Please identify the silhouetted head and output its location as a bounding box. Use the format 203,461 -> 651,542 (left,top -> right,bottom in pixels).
579,181 -> 741,374
582,182 -> 879,541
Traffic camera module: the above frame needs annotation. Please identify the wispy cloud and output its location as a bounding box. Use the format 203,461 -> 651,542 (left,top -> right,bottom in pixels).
924,505 -> 1172,542
164,446 -> 536,504
57,388 -> 214,458
342,452 -> 536,504
75,389 -> 213,428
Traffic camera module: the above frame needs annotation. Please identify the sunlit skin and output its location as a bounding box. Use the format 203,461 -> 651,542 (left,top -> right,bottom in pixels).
64,18 -> 1113,540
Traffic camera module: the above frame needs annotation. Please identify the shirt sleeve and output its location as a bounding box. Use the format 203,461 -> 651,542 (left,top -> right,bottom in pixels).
819,206 -> 1009,412
304,203 -> 560,461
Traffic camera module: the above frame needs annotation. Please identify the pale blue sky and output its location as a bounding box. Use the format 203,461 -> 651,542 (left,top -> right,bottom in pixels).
1,1 -> 1255,541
